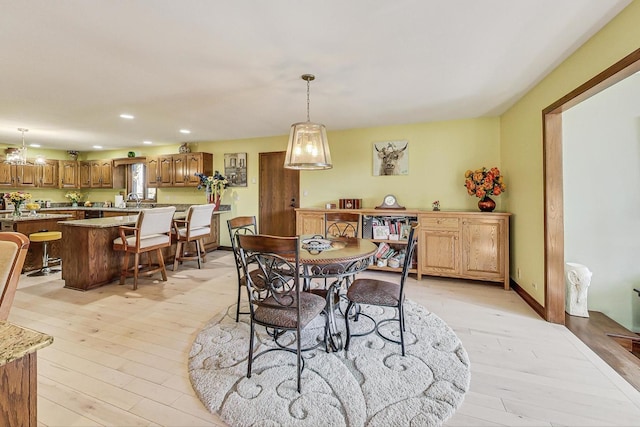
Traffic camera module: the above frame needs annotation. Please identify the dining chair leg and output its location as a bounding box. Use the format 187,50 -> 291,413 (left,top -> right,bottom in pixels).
199,238 -> 206,263
247,321 -> 255,379
157,249 -> 167,281
296,325 -> 302,393
173,241 -> 183,271
399,303 -> 405,356
235,282 -> 242,322
195,240 -> 202,269
133,253 -> 140,290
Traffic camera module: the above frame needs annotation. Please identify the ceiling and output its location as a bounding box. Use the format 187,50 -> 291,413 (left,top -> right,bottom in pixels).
0,0 -> 632,151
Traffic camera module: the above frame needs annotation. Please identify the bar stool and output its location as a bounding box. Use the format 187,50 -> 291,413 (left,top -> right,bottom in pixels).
28,231 -> 62,277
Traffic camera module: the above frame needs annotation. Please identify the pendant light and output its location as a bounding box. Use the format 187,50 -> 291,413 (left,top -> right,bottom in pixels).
284,74 -> 332,170
5,128 -> 29,165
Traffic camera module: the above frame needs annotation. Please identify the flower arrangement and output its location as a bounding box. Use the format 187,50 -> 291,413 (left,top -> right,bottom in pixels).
464,167 -> 506,199
195,171 -> 229,198
65,191 -> 83,203
432,200 -> 440,211
5,191 -> 32,205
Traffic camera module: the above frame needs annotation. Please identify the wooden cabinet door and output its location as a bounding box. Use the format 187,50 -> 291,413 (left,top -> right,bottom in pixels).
158,155 -> 173,186
59,161 -> 79,188
202,214 -> 220,251
15,162 -> 37,187
90,161 -> 102,187
420,229 -> 459,276
0,162 -> 14,187
79,162 -> 91,188
185,153 -> 203,186
172,154 -> 187,186
146,157 -> 159,187
296,212 -> 325,236
38,160 -> 58,187
99,160 -> 113,187
460,217 -> 505,281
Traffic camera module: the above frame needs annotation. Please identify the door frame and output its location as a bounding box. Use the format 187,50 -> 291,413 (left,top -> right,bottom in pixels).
542,48 -> 640,323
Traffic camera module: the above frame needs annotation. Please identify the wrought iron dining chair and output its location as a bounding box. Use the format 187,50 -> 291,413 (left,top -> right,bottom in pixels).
324,211 -> 360,238
113,206 -> 176,290
227,216 -> 258,322
344,222 -> 419,356
237,234 -> 326,393
172,204 -> 215,270
0,232 -> 30,320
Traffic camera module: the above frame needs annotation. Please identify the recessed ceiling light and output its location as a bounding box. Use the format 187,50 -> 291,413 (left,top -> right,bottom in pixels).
143,140 -> 153,145
29,143 -> 41,148
93,145 -> 103,149
120,114 -> 134,119
180,129 -> 191,134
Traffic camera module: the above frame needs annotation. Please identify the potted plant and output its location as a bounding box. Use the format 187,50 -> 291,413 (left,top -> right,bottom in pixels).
464,167 -> 506,212
195,171 -> 229,209
65,191 -> 83,207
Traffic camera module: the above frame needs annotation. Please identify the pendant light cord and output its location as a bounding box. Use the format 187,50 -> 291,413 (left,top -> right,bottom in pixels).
306,78 -> 311,122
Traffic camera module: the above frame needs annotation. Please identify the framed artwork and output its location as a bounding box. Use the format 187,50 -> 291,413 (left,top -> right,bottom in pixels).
224,153 -> 248,187
373,140 -> 409,176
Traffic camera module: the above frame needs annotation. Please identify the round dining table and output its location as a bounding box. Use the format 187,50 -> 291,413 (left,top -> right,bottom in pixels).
298,235 -> 378,351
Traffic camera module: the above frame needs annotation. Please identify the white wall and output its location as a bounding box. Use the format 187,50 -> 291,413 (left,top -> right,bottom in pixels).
563,72 -> 640,331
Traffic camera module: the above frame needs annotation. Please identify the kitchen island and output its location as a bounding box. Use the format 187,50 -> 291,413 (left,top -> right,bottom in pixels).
58,210 -> 223,291
0,213 -> 72,272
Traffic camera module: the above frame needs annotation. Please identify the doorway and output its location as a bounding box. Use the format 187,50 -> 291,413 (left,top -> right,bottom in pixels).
258,151 -> 300,236
543,48 -> 640,324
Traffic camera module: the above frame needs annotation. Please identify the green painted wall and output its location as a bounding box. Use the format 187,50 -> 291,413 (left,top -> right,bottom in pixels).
501,0 -> 640,305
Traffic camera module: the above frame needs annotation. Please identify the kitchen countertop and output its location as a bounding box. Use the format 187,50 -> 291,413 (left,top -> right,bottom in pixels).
58,210 -> 223,228
0,204 -> 231,215
0,213 -> 73,222
0,321 -> 53,366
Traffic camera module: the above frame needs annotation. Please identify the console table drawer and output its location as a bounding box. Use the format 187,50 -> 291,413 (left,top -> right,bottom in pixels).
421,217 -> 459,230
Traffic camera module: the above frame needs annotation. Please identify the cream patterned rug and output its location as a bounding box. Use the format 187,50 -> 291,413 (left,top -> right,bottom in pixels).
189,300 -> 470,426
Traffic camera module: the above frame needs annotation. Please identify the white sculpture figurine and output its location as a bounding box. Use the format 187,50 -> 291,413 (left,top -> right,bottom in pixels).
565,262 -> 592,317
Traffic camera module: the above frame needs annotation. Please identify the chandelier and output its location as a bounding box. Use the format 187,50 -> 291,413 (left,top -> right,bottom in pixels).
4,128 -> 45,165
284,74 -> 332,170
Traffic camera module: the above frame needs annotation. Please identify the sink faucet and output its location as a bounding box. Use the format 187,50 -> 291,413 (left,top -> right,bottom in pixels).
127,192 -> 142,208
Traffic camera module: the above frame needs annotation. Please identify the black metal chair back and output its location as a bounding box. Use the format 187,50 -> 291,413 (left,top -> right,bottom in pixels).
227,216 -> 257,321
325,212 -> 360,238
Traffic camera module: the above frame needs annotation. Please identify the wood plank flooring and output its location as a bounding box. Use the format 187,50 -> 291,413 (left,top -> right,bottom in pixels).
8,251 -> 640,426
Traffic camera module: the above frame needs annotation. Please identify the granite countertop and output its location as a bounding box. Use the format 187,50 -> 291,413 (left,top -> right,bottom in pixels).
0,213 -> 73,222
0,321 -> 53,366
0,204 -> 231,215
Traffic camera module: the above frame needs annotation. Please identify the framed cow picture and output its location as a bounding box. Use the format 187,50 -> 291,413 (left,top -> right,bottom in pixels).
373,140 -> 409,176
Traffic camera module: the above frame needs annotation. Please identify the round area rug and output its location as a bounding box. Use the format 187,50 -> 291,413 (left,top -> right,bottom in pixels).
189,300 -> 470,427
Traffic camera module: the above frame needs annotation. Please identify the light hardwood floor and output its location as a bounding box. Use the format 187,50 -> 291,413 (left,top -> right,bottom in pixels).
8,251 -> 640,426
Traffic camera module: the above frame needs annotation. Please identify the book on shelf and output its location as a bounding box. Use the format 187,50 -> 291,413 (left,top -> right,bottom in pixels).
374,242 -> 390,259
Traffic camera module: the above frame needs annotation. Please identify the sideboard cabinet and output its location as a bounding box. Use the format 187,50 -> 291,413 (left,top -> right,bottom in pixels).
295,208 -> 511,289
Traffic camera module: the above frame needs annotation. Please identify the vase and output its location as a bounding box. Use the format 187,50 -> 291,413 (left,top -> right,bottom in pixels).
72,202 -> 78,207
205,188 -> 213,204
12,204 -> 22,217
214,195 -> 220,211
478,196 -> 496,212
565,262 -> 592,317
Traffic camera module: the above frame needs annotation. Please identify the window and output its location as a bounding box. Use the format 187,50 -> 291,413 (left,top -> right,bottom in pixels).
129,163 -> 156,201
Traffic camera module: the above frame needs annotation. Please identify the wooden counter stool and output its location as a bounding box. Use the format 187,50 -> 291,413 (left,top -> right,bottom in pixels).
28,231 -> 62,276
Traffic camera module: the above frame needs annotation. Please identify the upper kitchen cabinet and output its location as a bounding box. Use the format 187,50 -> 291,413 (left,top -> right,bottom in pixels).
37,159 -> 59,188
79,160 -> 125,188
147,152 -> 212,188
0,160 -> 37,188
59,160 -> 79,188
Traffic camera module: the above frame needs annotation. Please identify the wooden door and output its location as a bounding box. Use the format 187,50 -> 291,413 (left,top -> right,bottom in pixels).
259,151 -> 299,236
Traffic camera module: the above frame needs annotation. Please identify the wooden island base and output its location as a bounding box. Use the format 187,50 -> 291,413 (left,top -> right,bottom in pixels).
60,217 -> 175,291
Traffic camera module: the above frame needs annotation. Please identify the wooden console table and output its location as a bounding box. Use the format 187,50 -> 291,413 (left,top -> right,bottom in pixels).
0,321 -> 53,426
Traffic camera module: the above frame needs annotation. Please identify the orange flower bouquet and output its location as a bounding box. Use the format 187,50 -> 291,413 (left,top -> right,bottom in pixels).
464,167 -> 506,198
464,167 -> 506,211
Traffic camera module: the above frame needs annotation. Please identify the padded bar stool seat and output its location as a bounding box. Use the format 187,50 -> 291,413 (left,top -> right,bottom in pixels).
28,231 -> 62,277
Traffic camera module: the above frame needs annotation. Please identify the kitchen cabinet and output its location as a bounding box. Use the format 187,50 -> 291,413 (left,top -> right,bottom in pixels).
78,160 -> 124,188
202,214 -> 220,251
37,160 -> 58,188
295,210 -> 325,235
0,160 -> 37,188
58,160 -> 79,188
147,152 -> 212,188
